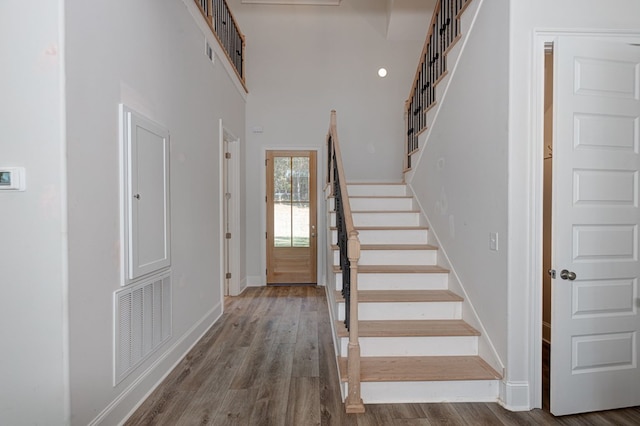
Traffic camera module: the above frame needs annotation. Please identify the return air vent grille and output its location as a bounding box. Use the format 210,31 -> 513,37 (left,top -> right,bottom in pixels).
114,273 -> 171,385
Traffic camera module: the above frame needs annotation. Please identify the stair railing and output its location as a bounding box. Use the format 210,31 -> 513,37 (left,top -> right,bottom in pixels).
405,0 -> 472,170
195,0 -> 246,89
326,110 -> 365,414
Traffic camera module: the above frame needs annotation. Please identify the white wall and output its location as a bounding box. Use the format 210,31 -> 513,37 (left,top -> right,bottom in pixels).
227,0 -> 422,285
408,0 -> 510,373
508,0 -> 640,410
64,0 -> 245,423
0,1 -> 69,425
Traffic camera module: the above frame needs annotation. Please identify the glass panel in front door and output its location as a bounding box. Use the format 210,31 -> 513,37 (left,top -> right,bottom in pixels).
273,156 -> 310,248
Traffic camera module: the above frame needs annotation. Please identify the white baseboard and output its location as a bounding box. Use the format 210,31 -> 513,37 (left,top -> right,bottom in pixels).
246,275 -> 264,287
88,302 -> 223,426
499,380 -> 531,411
239,277 -> 248,294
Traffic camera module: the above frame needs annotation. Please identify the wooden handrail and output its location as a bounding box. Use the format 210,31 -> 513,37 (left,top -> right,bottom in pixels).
326,110 -> 364,414
195,0 -> 247,92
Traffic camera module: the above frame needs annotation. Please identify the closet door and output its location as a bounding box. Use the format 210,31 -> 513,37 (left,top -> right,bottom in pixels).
122,106 -> 171,283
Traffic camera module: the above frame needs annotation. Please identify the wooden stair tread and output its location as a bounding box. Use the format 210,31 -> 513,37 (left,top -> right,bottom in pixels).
330,226 -> 428,231
335,289 -> 462,303
347,182 -> 405,186
333,264 -> 448,274
350,210 -> 420,213
331,244 -> 438,251
355,226 -> 428,231
335,320 -> 480,338
338,356 -> 502,382
348,195 -> 412,199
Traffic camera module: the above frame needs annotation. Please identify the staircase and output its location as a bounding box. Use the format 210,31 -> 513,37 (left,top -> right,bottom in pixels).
327,182 -> 501,404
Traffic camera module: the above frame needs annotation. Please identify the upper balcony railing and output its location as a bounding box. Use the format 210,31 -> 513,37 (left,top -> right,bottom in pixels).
196,0 -> 246,88
405,0 -> 471,170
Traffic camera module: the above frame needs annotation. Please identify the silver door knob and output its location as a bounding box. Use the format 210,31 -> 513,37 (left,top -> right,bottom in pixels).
560,269 -> 576,281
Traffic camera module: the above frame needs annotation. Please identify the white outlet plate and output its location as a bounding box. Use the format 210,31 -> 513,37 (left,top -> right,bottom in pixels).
0,167 -> 26,191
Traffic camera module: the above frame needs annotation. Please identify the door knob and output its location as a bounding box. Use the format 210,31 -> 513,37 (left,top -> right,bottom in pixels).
560,269 -> 576,281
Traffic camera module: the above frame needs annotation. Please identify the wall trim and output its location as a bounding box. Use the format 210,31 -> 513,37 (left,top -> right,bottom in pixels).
499,380 -> 531,411
88,302 -> 223,426
247,275 -> 264,287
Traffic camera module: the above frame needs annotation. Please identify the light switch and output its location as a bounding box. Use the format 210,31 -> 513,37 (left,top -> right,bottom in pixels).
489,232 -> 498,251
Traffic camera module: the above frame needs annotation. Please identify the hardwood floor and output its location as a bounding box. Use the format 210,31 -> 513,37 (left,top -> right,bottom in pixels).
125,286 -> 640,425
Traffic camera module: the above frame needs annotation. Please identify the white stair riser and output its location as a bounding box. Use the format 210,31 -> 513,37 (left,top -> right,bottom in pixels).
339,336 -> 478,357
335,272 -> 449,290
346,380 -> 499,404
347,185 -> 407,197
330,211 -> 421,227
337,302 -> 461,321
332,250 -> 437,266
331,229 -> 428,245
349,198 -> 414,211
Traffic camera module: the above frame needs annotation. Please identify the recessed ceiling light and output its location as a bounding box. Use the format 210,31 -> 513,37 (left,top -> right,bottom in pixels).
378,68 -> 388,78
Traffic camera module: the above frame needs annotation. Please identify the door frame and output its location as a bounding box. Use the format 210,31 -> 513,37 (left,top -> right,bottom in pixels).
528,30 -> 640,411
260,146 -> 323,286
219,120 -> 241,296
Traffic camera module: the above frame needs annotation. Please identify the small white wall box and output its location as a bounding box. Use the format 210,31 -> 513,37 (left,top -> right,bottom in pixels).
0,167 -> 26,191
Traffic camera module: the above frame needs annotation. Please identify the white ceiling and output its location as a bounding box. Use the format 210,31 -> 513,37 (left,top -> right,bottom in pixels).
241,0 -> 341,4
239,0 -> 435,42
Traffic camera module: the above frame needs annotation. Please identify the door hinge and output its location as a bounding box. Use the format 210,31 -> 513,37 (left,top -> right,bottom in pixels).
266,269 -> 268,276
226,232 -> 231,239
226,192 -> 231,200
226,272 -> 232,279
548,269 -> 556,279
265,159 -> 267,166
265,196 -> 267,202
225,152 -> 231,159
265,232 -> 268,239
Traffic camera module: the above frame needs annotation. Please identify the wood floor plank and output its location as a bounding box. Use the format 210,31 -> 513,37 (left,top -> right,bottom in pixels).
420,402 -> 466,425
292,310 -> 320,378
286,377 -> 321,426
125,286 -> 640,426
252,378 -> 291,426
213,388 -> 259,425
452,402 -> 507,426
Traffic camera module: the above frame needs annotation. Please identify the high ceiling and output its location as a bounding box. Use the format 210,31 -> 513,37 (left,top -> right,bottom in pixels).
239,0 -> 436,41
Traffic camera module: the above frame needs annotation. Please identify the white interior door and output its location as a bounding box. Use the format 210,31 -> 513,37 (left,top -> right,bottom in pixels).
551,37 -> 640,415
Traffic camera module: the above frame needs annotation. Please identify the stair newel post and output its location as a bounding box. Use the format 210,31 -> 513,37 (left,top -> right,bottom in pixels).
345,230 -> 365,413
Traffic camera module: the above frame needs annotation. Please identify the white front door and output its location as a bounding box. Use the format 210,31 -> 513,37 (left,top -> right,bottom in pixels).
551,37 -> 640,415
